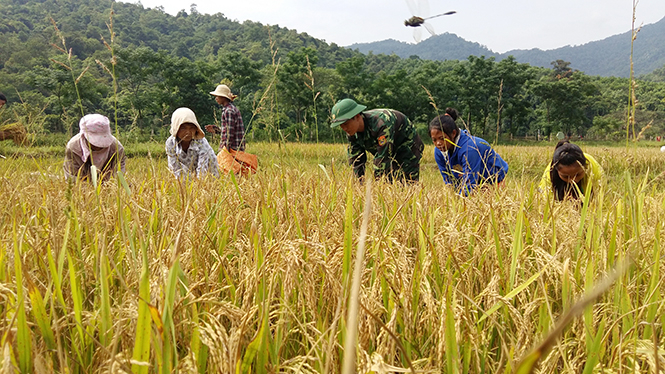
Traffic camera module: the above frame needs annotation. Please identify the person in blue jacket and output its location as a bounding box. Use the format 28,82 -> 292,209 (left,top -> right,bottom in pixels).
429,108 -> 508,195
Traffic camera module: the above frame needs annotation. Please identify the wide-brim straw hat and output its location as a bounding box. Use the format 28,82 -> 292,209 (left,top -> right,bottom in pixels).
209,84 -> 238,101
79,114 -> 114,148
169,107 -> 205,139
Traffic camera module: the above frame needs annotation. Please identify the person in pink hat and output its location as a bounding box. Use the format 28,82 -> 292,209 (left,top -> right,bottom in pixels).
64,114 -> 126,182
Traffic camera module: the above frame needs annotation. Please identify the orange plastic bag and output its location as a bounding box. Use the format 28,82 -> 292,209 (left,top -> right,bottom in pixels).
217,147 -> 258,176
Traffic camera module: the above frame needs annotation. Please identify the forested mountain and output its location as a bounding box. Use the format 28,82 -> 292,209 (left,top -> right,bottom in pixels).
348,16 -> 665,78
1,0 -> 665,143
347,34 -> 494,62
0,0 -> 355,67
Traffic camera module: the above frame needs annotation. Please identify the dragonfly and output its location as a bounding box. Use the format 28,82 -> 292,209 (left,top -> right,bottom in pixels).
404,0 -> 456,42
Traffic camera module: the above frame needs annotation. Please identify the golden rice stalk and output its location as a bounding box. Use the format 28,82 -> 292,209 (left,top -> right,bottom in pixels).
2,341 -> 16,374
46,221 -> 69,310
514,260 -> 631,374
23,266 -> 56,350
159,259 -> 182,373
95,59 -> 114,77
99,241 -> 113,347
66,246 -> 87,365
75,65 -> 90,84
49,58 -> 71,71
131,241 -> 152,374
13,227 -> 32,374
0,122 -> 27,145
342,177 -> 372,374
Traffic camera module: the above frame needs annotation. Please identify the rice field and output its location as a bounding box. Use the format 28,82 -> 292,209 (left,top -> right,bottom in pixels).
1,142 -> 664,373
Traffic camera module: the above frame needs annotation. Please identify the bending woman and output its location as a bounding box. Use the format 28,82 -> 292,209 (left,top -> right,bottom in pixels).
538,140 -> 603,201
166,107 -> 219,179
64,113 -> 125,182
429,108 -> 508,195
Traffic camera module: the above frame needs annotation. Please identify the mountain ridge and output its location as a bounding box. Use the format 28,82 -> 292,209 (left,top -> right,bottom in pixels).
347,16 -> 665,77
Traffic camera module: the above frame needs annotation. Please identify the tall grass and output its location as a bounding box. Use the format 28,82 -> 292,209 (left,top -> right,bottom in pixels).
49,17 -> 88,127
0,143 -> 664,373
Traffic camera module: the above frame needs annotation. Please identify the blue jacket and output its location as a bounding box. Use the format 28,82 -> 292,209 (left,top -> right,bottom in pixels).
434,130 -> 508,195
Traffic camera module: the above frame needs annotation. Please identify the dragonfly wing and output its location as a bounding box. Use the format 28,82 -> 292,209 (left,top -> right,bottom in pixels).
420,0 -> 430,17
423,21 -> 436,37
404,0 -> 418,16
413,27 -> 422,43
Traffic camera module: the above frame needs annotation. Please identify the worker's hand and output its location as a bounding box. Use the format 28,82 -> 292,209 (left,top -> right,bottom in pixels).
205,124 -> 220,134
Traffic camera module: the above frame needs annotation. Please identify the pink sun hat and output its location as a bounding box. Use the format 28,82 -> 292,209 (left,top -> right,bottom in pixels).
79,114 -> 114,148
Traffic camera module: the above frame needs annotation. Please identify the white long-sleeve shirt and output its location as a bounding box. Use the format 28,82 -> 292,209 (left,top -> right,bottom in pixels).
165,136 -> 219,179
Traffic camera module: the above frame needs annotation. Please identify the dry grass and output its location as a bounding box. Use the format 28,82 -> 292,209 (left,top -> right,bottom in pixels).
0,122 -> 27,145
0,142 -> 664,373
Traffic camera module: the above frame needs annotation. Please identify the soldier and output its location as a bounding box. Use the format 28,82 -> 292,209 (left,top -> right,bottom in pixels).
330,98 -> 424,183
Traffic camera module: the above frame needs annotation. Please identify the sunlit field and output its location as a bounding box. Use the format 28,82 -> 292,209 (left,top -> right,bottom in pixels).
1,142 -> 664,373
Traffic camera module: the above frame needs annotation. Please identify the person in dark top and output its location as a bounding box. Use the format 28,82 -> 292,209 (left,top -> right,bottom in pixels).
205,84 -> 246,152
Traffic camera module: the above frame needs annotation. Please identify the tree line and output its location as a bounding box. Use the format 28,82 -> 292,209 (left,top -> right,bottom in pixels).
1,0 -> 665,143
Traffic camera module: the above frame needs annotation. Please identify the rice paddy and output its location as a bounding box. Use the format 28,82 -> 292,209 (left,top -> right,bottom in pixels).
1,142 -> 664,373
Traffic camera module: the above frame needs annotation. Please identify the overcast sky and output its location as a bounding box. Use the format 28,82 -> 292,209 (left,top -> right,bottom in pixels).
123,0 -> 665,53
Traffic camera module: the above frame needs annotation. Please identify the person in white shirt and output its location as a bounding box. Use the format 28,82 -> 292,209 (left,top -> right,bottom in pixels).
165,107 -> 219,179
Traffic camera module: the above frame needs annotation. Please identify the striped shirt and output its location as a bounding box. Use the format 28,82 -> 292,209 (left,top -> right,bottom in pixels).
165,136 -> 219,179
220,103 -> 246,151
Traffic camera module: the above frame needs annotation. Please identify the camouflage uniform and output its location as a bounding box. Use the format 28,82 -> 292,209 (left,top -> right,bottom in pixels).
347,109 -> 424,182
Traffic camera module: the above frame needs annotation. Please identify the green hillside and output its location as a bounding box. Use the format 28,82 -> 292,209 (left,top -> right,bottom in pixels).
349,16 -> 665,78
349,33 -> 493,62
1,0 -> 664,143
0,0 -> 355,66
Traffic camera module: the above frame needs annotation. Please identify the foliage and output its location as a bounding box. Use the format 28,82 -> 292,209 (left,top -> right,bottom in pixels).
1,0 -> 665,142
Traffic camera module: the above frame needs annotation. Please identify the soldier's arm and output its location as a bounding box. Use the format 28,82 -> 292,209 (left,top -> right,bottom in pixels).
347,140 -> 367,179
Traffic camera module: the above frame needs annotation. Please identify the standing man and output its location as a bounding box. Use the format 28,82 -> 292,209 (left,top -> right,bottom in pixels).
205,84 -> 257,175
330,98 -> 424,183
205,84 -> 246,152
